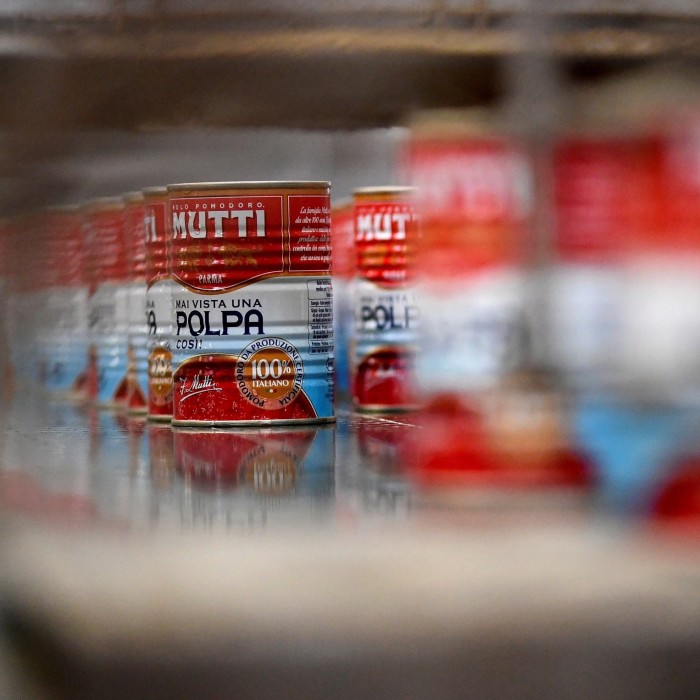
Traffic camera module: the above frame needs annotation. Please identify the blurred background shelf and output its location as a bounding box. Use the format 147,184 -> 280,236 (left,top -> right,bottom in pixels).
1,1 -> 700,132
2,1 -> 700,212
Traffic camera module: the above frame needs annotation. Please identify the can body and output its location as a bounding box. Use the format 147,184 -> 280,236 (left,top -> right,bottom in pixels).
550,137 -> 633,390
406,135 -> 531,397
168,182 -> 334,426
43,208 -> 89,398
144,188 -> 174,421
617,118 -> 700,401
331,200 -> 354,397
85,200 -> 130,407
352,187 -> 420,411
125,194 -> 149,413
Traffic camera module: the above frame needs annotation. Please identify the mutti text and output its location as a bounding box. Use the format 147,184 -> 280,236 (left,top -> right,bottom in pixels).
172,209 -> 266,239
356,208 -> 416,242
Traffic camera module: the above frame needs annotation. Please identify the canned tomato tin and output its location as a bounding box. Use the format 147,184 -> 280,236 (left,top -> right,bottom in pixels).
124,192 -> 148,413
83,197 -> 130,407
352,186 -> 420,411
143,186 -> 174,421
167,181 -> 334,426
404,112 -> 531,397
331,199 -> 354,397
40,205 -> 89,398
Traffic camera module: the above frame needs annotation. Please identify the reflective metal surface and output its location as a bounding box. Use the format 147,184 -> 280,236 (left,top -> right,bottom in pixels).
0,386 -> 698,533
0,388 -> 417,534
2,387 -> 700,700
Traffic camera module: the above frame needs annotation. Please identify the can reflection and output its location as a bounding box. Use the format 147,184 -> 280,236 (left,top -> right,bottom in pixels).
88,409 -> 151,528
357,417 -> 414,475
149,423 -> 175,491
0,398 -> 96,527
172,425 -> 335,531
334,414 -> 413,522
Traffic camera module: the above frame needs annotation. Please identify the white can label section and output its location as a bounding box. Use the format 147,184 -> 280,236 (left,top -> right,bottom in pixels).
417,269 -> 528,392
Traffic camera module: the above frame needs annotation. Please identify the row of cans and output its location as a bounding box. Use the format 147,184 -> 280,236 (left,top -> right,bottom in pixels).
3,100 -> 700,426
2,182 -> 335,426
333,103 -> 700,415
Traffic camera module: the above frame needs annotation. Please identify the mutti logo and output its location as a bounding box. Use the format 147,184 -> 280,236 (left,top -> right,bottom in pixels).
411,149 -> 531,222
171,199 -> 267,239
355,205 -> 416,242
145,212 -> 157,243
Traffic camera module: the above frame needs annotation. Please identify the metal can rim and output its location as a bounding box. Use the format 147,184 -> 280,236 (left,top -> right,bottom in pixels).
167,180 -> 331,193
142,186 -> 168,198
353,186 -> 415,196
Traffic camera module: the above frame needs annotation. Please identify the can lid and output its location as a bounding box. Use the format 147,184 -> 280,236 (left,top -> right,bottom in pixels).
407,107 -> 497,138
332,197 -> 354,210
124,191 -> 145,204
167,181 -> 331,193
142,186 -> 168,197
82,196 -> 125,212
353,186 -> 415,196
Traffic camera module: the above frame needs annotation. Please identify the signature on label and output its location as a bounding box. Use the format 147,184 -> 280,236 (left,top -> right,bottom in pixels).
179,372 -> 223,402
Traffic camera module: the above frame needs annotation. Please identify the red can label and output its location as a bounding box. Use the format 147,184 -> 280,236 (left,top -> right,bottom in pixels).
86,205 -> 130,406
145,195 -> 174,420
170,196 -> 285,291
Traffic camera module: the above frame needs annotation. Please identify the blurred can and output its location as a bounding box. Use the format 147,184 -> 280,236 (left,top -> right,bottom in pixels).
352,186 -> 420,411
144,186 -> 174,421
40,205 -> 89,398
168,181 -> 334,426
84,197 -> 130,407
559,72 -> 700,402
331,199 -> 354,398
404,111 -> 531,400
124,192 -> 148,413
615,109 -> 700,402
550,132 -> 641,389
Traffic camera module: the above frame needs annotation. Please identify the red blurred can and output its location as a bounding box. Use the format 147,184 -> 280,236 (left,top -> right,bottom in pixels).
168,181 -> 334,426
614,110 -> 700,399
404,116 -> 531,400
40,205 -> 89,398
331,199 -> 355,397
550,134 -> 645,388
83,197 -> 130,407
143,186 -> 173,421
124,192 -> 148,414
352,186 -> 419,411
